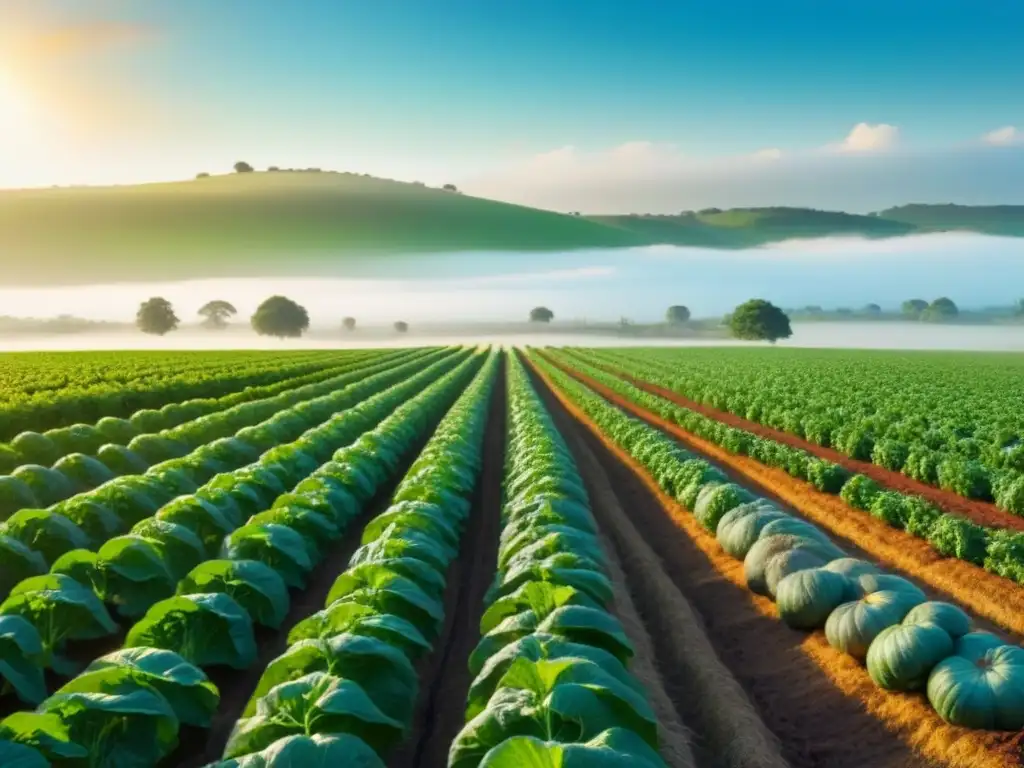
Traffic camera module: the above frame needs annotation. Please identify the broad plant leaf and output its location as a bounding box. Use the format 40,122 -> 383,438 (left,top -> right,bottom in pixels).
178,559 -> 290,629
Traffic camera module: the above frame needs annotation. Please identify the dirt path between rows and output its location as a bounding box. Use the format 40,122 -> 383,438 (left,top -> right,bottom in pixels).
390,357 -> 507,768
540,355 -> 1024,642
527,359 -> 932,768
527,356 -> 1024,768
573,353 -> 1024,532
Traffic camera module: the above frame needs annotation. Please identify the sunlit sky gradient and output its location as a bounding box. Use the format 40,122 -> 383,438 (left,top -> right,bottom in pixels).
2,0 -> 1023,211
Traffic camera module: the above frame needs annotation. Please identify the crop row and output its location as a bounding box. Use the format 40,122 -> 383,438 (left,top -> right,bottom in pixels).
0,349 -> 423,484
530,351 -> 1024,733
574,347 -> 1024,512
0,349 -> 490,766
0,349 -> 380,441
214,350 -> 499,766
0,347 -> 454,604
544,349 -> 1024,587
445,354 -> 668,767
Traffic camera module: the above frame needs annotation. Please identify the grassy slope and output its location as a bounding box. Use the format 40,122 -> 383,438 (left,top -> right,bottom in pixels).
878,204 -> 1024,236
0,173 -> 645,284
589,207 -> 915,247
1,172 -> 1022,285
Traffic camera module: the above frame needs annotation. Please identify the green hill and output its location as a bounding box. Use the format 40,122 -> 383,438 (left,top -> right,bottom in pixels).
0,172 -> 645,285
589,207 -> 915,247
1,173 -> 1023,286
877,204 -> 1024,236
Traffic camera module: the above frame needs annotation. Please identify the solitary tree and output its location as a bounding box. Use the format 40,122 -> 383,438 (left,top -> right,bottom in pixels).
529,307 -> 555,323
902,298 -> 929,317
729,299 -> 792,343
863,303 -> 882,315
234,161 -> 255,174
136,297 -> 179,336
394,321 -> 409,333
665,305 -> 691,324
342,317 -> 356,331
195,172 -> 210,179
198,300 -> 238,330
251,296 -> 310,338
442,183 -> 459,193
268,166 -> 280,172
923,297 -> 959,321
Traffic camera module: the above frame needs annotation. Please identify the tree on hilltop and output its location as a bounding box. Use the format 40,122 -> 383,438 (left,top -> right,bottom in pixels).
251,296 -> 310,338
729,299 -> 792,343
136,297 -> 179,336
199,300 -> 238,330
530,307 -> 554,323
234,161 -> 254,173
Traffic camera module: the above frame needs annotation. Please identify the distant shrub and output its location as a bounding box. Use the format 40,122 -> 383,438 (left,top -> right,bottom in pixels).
872,439 -> 910,472
807,459 -> 848,494
937,457 -> 992,500
840,474 -> 882,510
927,515 -> 989,565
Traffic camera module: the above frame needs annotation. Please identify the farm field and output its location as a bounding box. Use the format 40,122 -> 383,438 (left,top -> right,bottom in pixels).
1,346 -> 1024,767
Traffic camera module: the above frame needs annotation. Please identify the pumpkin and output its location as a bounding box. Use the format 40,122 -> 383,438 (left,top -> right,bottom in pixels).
866,622 -> 954,691
764,548 -> 828,598
758,517 -> 833,546
825,589 -> 925,659
823,558 -> 878,579
954,631 -> 1005,662
928,645 -> 1024,730
776,568 -> 854,630
694,483 -> 752,532
903,602 -> 971,638
716,504 -> 786,559
745,535 -> 840,596
857,573 -> 926,604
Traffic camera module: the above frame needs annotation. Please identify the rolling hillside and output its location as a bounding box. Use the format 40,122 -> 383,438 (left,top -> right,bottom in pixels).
0,172 -> 1022,285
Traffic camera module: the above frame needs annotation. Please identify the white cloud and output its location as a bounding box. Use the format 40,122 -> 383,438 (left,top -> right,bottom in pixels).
837,122 -> 899,152
982,126 -> 1021,146
751,147 -> 782,161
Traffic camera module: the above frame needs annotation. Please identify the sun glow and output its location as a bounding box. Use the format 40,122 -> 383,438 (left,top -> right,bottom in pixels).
0,67 -> 35,139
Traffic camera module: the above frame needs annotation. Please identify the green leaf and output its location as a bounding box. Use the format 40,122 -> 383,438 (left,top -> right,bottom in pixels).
39,687 -> 179,768
535,606 -> 634,667
288,603 -> 431,659
0,534 -> 47,596
499,527 -> 604,572
1,509 -> 90,567
325,567 -> 444,638
223,523 -> 315,589
480,582 -> 599,635
0,615 -> 46,705
0,739 -> 50,768
0,574 -> 117,663
55,498 -> 125,548
476,728 -> 667,768
210,733 -> 385,767
130,518 -> 207,581
96,535 -> 178,618
157,495 -> 236,556
359,501 -> 459,549
82,647 -> 220,727
0,712 -> 89,761
248,507 -> 340,558
245,635 -> 417,723
178,559 -> 290,629
226,672 -> 404,759
350,528 -> 455,574
125,592 -> 257,670
466,634 -> 638,720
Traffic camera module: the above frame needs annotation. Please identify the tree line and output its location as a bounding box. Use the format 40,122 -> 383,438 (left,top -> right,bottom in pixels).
136,296 -> 409,338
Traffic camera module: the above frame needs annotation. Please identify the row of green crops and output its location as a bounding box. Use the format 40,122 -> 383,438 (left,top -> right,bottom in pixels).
0,350 -> 491,767
0,347 -> 471,695
571,347 -> 1024,515
446,353 -> 668,768
216,351 -> 499,767
0,350 -> 372,441
531,352 -> 1024,733
0,349 -> 451,586
545,350 -> 1024,588
0,348 -> 408,477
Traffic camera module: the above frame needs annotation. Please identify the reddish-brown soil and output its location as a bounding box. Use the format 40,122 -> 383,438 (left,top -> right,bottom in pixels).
577,354 -> 1024,532
526,355 -> 1024,768
539,355 -> 1024,640
390,358 -> 507,768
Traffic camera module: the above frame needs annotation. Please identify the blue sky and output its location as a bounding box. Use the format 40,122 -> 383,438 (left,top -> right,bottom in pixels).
2,0 -> 1022,210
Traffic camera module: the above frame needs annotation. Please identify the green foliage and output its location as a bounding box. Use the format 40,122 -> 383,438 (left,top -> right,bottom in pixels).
728,299 -> 792,343
529,307 -> 554,323
136,297 -> 180,336
251,296 -> 311,339
664,305 -> 690,324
